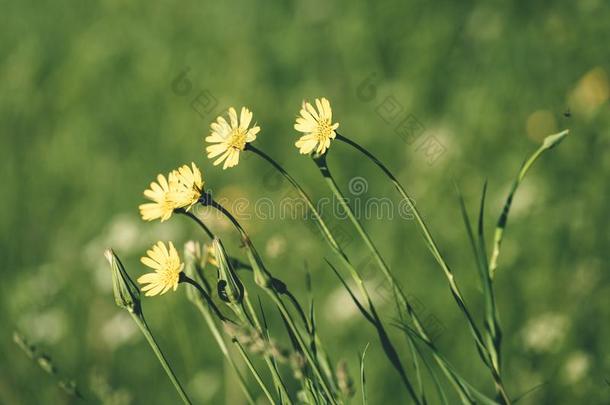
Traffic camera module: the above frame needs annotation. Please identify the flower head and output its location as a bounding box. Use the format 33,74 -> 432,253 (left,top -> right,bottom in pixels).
205,107 -> 260,169
139,163 -> 205,221
169,162 -> 204,210
294,97 -> 339,155
139,173 -> 178,222
138,241 -> 184,296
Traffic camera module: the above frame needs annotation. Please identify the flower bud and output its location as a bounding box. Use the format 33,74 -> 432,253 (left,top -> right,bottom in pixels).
213,238 -> 244,304
542,129 -> 569,150
104,249 -> 140,314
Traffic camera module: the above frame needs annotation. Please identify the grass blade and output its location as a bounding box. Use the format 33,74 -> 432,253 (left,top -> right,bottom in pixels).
359,343 -> 370,405
489,129 -> 569,278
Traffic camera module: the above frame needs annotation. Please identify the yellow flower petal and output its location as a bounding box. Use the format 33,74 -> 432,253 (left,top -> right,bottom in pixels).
294,97 -> 339,155
137,241 -> 184,297
204,106 -> 260,169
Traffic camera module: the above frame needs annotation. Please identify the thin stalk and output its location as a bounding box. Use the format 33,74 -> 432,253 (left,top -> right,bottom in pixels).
476,185 -> 502,376
176,208 -> 214,239
181,211 -> 291,403
182,275 -> 232,323
191,298 -> 256,405
489,129 -> 569,278
266,290 -> 336,404
248,144 -> 427,403
455,183 -> 503,392
206,197 -> 338,404
334,134 -> 509,403
313,152 -> 477,404
130,314 -> 192,405
233,340 -> 276,405
230,292 -> 293,404
248,144 -> 372,305
335,134 -> 484,342
395,323 -> 501,405
359,344 -> 370,405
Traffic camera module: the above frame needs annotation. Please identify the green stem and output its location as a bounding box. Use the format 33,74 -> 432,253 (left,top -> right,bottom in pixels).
176,208 -> 214,239
182,275 -> 232,323
207,197 -> 338,404
336,134 -> 509,404
266,290 -> 337,404
192,299 -> 256,405
456,184 -> 503,401
228,291 -> 292,404
249,145 -> 429,402
181,208 -> 290,403
489,129 -> 569,278
130,314 -> 192,405
233,340 -> 276,405
313,151 -> 475,404
248,144 -> 371,314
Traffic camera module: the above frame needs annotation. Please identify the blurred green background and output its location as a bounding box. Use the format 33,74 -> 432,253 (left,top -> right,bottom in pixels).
1,0 -> 609,403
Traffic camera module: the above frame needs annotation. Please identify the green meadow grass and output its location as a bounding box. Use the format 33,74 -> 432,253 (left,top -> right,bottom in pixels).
2,1 -> 610,404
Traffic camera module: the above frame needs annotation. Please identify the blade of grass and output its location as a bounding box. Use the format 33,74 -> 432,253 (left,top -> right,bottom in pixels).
455,183 -> 502,378
206,197 -> 338,404
335,134 -> 509,402
394,323 -> 500,405
131,315 -> 193,405
233,340 -> 276,405
314,152 -> 480,404
476,183 -> 503,375
249,144 -> 431,402
489,129 -> 569,278
359,343 -> 370,405
183,248 -> 256,405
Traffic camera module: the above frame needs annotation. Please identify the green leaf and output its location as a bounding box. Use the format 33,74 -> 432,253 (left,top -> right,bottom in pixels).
489,129 -> 569,278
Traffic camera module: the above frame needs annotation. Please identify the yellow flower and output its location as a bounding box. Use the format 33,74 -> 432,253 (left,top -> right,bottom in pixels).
205,107 -> 260,169
294,97 -> 339,155
169,162 -> 204,210
139,163 -> 205,222
138,241 -> 184,296
138,173 -> 178,222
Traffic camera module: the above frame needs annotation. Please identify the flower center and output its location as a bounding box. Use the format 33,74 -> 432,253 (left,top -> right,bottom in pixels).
228,128 -> 247,150
161,260 -> 181,282
316,119 -> 333,141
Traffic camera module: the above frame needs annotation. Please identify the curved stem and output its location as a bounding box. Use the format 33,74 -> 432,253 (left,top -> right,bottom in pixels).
247,145 -> 377,319
181,201 -> 292,402
240,293 -> 293,404
191,298 -> 256,404
176,208 -> 214,239
206,196 -> 338,404
131,314 -> 192,405
249,144 -> 441,404
335,134 -> 487,341
247,144 -> 341,253
233,340 -> 276,405
335,134 -> 509,404
181,274 -> 232,323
